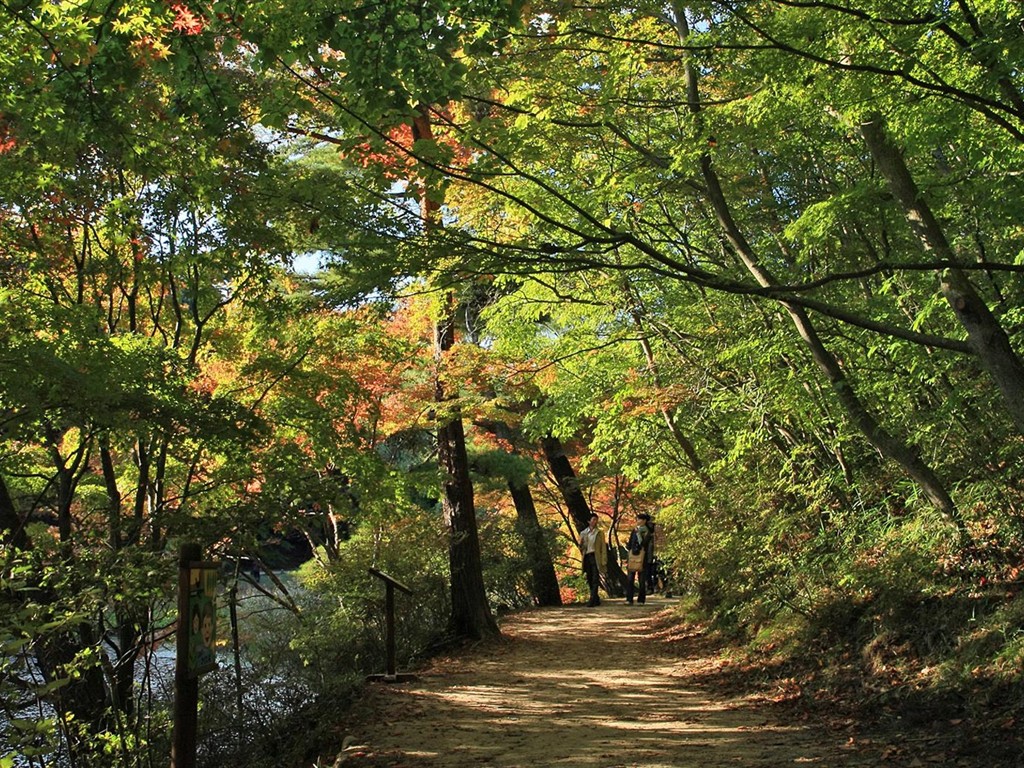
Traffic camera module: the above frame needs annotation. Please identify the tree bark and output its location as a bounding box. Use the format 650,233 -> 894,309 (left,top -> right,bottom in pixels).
540,434 -> 594,533
507,478 -> 563,606
478,420 -> 563,605
415,108 -> 498,639
539,434 -> 626,597
436,308 -> 499,638
859,114 -> 1024,435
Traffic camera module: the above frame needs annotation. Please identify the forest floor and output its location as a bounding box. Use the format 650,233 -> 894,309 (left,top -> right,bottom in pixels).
322,597 -> 1013,767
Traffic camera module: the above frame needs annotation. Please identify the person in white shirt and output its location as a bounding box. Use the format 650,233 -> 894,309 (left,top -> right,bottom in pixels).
579,513 -> 607,606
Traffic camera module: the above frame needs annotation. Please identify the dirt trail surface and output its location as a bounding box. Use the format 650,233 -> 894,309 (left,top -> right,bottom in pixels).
331,598 -> 875,767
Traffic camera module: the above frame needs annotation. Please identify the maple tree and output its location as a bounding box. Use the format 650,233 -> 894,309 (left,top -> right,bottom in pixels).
0,1 -> 294,762
215,0 -> 532,639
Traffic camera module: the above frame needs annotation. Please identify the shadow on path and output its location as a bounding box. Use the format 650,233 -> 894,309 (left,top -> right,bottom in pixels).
334,599 -> 861,767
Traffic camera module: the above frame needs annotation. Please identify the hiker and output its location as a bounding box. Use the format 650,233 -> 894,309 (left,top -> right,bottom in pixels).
625,512 -> 653,605
647,556 -> 661,595
645,520 -> 659,594
579,512 -> 607,606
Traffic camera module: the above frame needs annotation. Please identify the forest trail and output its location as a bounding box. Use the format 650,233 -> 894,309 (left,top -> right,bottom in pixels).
328,598 -> 878,768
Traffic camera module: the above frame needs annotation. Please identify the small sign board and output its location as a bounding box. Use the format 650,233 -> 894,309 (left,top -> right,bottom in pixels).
187,561 -> 219,677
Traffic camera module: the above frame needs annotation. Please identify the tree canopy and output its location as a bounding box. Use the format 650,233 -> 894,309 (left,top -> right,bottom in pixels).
2,0 -> 1024,765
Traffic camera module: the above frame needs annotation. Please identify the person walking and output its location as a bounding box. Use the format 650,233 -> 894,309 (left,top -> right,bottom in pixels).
625,512 -> 653,605
579,513 -> 607,607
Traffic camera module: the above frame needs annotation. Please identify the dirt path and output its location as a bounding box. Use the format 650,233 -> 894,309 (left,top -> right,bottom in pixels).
329,597 -> 871,767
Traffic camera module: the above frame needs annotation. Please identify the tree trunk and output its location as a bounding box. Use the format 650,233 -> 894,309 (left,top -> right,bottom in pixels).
507,477 -> 563,606
540,434 -> 626,597
415,108 -> 498,640
478,419 -> 563,606
540,434 -> 594,533
435,300 -> 498,638
859,114 -> 1024,435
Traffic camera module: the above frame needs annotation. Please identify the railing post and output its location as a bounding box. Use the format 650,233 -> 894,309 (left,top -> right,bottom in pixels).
171,545 -> 219,768
385,582 -> 396,679
368,568 -> 414,683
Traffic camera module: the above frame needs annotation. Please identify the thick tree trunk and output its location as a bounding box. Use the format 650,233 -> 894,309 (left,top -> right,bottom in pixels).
507,478 -> 563,606
436,315 -> 499,637
540,434 -> 625,597
859,114 -> 1024,435
540,434 -> 594,533
416,108 -> 498,640
479,420 -> 562,606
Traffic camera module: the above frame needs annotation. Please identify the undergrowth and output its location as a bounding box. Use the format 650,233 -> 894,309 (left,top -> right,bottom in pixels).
670,512 -> 1024,762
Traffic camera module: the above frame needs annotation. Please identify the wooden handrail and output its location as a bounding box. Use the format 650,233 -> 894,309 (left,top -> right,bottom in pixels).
368,567 -> 413,595
368,568 -> 414,681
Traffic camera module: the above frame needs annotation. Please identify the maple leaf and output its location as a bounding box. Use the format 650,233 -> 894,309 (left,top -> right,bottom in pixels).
170,3 -> 205,35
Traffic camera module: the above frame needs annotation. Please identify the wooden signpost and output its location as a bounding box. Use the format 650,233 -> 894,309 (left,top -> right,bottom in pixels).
171,543 -> 219,768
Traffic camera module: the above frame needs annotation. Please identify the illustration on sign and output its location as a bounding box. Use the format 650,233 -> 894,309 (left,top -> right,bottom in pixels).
188,565 -> 218,676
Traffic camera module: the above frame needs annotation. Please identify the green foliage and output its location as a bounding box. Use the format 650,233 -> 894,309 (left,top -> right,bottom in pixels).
3,0 -> 1024,760
478,506 -> 547,609
293,513 -> 451,660
0,559 -> 66,761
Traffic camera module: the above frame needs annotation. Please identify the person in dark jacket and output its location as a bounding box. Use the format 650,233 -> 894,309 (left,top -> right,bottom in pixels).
625,512 -> 653,605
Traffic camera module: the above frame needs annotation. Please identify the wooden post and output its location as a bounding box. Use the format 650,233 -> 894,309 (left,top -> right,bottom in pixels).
368,568 -> 413,682
171,542 -> 201,768
384,581 -> 396,679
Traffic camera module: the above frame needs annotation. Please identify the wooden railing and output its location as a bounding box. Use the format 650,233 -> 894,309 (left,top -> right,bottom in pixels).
368,568 -> 414,682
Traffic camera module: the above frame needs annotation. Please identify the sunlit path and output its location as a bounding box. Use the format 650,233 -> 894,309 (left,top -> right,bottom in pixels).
333,600 -> 858,767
